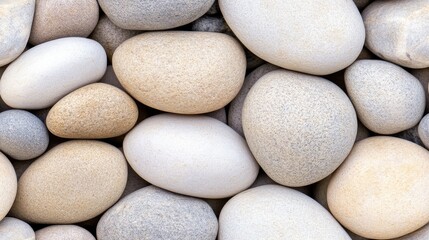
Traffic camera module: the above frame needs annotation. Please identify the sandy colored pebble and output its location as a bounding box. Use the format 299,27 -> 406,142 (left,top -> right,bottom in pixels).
35,225 -> 95,240
0,152 -> 17,221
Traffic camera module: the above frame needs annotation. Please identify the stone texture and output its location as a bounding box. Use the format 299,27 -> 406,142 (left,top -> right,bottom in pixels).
327,136 -> 429,239
219,0 -> 365,75
46,83 -> 138,139
396,125 -> 424,148
393,223 -> 429,240
192,15 -> 228,32
242,69 -> 357,187
96,186 -> 218,240
0,110 -> 49,160
0,152 -> 17,221
418,114 -> 429,149
10,140 -> 128,224
124,114 -> 259,198
29,0 -> 99,45
0,0 -> 34,67
363,0 -> 429,68
0,217 -> 35,240
35,225 -> 95,240
0,37 -> 107,109
345,60 -> 425,134
411,68 -> 429,113
98,0 -> 215,30
113,31 -> 246,114
219,185 -> 350,239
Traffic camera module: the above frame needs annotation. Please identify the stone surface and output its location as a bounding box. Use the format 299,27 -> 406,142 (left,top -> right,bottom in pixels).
29,0 -> 99,45
120,162 -> 150,199
98,0 -> 215,30
219,185 -> 350,239
345,60 -> 425,134
124,114 -> 259,198
113,31 -> 246,114
0,110 -> 49,160
10,140 -> 128,224
328,136 -> 429,239
192,15 -> 228,32
46,83 -> 138,139
99,65 -> 126,92
35,225 -> 95,240
242,69 -> 357,187
418,114 -> 429,149
394,223 -> 429,240
0,217 -> 35,240
411,68 -> 429,113
0,152 -> 17,221
396,125 -> 424,148
0,0 -> 34,67
0,37 -> 107,109
219,0 -> 365,75
96,186 -> 218,240
363,0 -> 429,68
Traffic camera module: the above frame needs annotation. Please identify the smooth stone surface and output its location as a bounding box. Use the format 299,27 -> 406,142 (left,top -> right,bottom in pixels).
97,186 -> 218,240
363,0 -> 429,68
35,225 -> 95,240
0,217 -> 35,240
219,185 -> 350,239
124,114 -> 259,198
0,0 -> 34,67
46,83 -> 138,139
0,110 -> 49,160
113,31 -> 246,114
192,15 -> 228,32
29,0 -> 99,45
411,68 -> 429,113
219,0 -> 365,75
0,37 -> 107,109
394,223 -> 429,240
242,69 -> 357,187
204,107 -> 227,123
345,60 -> 425,134
98,0 -> 214,30
328,136 -> 429,239
418,114 -> 429,149
0,152 -> 17,221
10,140 -> 128,224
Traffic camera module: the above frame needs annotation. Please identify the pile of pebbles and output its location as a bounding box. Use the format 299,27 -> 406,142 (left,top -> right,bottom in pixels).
1,0 -> 429,239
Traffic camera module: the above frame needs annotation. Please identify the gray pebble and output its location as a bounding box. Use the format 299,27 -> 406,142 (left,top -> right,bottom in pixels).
192,16 -> 228,32
0,217 -> 35,240
418,114 -> 429,149
411,68 -> 429,113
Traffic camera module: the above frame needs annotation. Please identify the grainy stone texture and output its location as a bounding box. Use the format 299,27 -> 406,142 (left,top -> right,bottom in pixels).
418,114 -> 429,149
35,225 -> 95,240
328,136 -> 429,239
0,217 -> 35,240
29,0 -> 99,45
98,0 -> 215,30
242,69 -> 357,187
10,140 -> 128,224
192,15 -> 228,32
393,223 -> 429,240
0,152 -> 17,221
363,0 -> 429,68
96,186 -> 218,240
411,68 -> 429,113
345,60 -> 425,134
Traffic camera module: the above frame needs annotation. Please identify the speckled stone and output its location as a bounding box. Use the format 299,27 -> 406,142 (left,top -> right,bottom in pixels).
411,68 -> 429,112
0,110 -> 49,160
0,152 -> 17,221
393,223 -> 429,240
0,217 -> 35,240
10,140 -> 128,224
0,37 -> 107,109
113,31 -> 246,114
124,114 -> 259,198
35,225 -> 95,240
363,0 -> 429,68
204,107 -> 227,123
219,0 -> 365,75
99,65 -> 126,92
242,69 -> 357,187
98,0 -> 214,30
0,0 -> 34,67
219,185 -> 350,239
29,0 -> 99,45
192,15 -> 228,32
96,186 -> 218,240
418,114 -> 429,149
345,60 -> 425,134
46,83 -> 138,139
328,136 -> 429,239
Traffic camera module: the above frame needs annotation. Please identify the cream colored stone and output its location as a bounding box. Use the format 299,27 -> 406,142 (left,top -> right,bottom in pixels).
393,223 -> 429,240
0,217 -> 35,240
35,225 -> 95,240
0,152 -> 17,221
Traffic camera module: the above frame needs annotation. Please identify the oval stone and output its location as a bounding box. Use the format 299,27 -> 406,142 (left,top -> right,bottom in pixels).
0,217 -> 35,240
0,152 -> 17,221
35,225 -> 95,240
394,223 -> 429,240
418,114 -> 429,149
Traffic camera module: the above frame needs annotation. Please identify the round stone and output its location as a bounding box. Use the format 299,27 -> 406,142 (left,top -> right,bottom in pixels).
113,31 -> 246,114
242,69 -> 357,187
418,114 -> 429,149
394,223 -> 429,240
35,225 -> 95,240
345,59 -> 425,134
219,0 -> 365,75
219,185 -> 350,239
327,136 -> 429,239
96,186 -> 218,240
0,152 -> 17,221
0,217 -> 35,240
10,140 -> 128,224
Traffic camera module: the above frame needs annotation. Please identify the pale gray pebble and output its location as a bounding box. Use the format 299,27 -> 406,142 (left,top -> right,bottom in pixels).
0,110 -> 49,160
96,186 -> 218,240
192,16 -> 228,32
418,114 -> 429,149
411,68 -> 429,113
0,217 -> 35,240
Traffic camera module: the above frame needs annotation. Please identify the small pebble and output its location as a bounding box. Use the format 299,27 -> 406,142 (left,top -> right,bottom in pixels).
0,152 -> 17,221
35,225 -> 95,240
411,68 -> 429,113
0,217 -> 35,240
191,15 -> 228,32
418,114 -> 429,149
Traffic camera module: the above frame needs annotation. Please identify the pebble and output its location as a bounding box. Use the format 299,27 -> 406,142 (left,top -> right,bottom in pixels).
35,225 -> 95,240
0,217 -> 35,240
363,0 -> 429,68
418,114 -> 429,149
113,31 -> 246,114
96,186 -> 218,240
29,0 -> 99,45
191,15 -> 228,32
394,223 -> 429,240
219,185 -> 350,239
327,136 -> 429,239
0,152 -> 17,221
219,0 -> 365,75
10,140 -> 128,224
242,69 -> 357,187
0,37 -> 107,109
345,60 -> 425,134
123,114 -> 259,198
0,110 -> 49,160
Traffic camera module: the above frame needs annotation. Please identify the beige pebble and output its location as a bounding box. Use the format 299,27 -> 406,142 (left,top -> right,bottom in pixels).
0,152 -> 17,221
35,225 -> 95,240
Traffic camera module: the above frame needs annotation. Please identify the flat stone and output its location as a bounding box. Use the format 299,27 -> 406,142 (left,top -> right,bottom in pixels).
35,225 -> 95,240
0,152 -> 17,221
0,217 -> 35,240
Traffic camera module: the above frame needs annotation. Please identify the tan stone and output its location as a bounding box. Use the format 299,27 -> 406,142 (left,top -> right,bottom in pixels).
35,225 -> 95,240
0,152 -> 17,221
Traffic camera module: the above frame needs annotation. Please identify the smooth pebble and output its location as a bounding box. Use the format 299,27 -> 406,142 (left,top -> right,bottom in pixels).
35,225 -> 95,240
0,152 -> 17,221
0,217 -> 35,240
418,114 -> 429,149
